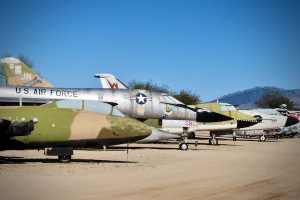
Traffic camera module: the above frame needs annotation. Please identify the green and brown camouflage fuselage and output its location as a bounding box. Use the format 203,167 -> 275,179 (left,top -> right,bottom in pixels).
0,103 -> 151,150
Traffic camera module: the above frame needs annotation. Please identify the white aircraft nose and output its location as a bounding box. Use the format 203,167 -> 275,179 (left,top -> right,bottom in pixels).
137,127 -> 179,143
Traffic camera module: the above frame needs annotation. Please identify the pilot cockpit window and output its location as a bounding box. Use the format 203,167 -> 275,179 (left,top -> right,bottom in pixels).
220,103 -> 236,111
226,105 -> 237,111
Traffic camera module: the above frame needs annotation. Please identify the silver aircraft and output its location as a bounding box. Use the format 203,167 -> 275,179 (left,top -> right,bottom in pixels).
0,57 -> 231,123
0,57 -> 232,149
95,73 -> 250,149
95,74 -> 260,146
0,86 -> 232,123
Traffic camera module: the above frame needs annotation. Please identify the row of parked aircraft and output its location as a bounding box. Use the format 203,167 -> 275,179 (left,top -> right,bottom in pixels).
0,57 -> 299,162
95,74 -> 300,143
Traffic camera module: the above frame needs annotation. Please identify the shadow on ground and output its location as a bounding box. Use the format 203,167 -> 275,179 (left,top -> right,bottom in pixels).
0,156 -> 137,164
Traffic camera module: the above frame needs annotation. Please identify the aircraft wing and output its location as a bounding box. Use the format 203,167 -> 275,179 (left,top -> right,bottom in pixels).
159,94 -> 199,112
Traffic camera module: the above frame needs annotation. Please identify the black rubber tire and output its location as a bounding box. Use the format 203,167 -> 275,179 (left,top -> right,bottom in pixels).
58,155 -> 71,163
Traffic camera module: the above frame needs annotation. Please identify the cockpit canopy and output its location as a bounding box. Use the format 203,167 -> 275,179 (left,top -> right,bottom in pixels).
220,103 -> 237,112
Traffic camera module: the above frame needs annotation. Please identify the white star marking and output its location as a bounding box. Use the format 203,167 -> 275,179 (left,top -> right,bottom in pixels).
136,93 -> 146,104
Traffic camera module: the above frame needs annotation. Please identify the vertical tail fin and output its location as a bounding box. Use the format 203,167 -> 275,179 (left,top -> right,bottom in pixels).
94,73 -> 128,89
0,57 -> 53,87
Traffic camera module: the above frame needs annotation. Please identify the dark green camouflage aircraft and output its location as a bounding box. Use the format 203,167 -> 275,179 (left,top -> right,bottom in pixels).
0,99 -> 151,162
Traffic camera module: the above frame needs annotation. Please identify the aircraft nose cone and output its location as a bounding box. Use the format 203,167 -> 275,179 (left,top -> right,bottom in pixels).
236,119 -> 258,129
285,116 -> 299,127
137,127 -> 179,143
196,111 -> 233,122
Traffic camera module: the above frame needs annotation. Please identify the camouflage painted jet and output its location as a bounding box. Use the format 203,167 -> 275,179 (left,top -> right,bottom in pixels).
0,57 -> 233,150
0,99 -> 151,162
0,57 -> 179,144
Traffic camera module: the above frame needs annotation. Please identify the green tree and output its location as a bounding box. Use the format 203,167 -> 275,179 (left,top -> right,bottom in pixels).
171,89 -> 201,105
128,80 -> 169,93
18,54 -> 34,69
0,71 -> 5,85
255,91 -> 294,109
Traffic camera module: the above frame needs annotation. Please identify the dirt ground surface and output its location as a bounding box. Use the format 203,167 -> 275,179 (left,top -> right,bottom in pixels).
1,135 -> 300,200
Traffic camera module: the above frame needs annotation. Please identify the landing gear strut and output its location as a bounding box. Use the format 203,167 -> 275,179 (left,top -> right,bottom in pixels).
178,127 -> 189,150
233,131 -> 237,141
209,133 -> 218,145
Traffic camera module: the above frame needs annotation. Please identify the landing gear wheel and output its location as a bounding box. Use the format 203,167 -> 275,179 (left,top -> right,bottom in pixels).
179,143 -> 189,150
209,138 -> 218,145
233,136 -> 237,141
259,135 -> 266,142
58,155 -> 71,163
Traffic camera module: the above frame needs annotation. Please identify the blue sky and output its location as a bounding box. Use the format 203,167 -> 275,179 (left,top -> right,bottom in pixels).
0,0 -> 299,101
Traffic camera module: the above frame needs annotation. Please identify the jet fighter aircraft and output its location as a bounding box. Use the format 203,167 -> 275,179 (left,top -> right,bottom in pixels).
0,99 -> 151,162
95,73 -> 300,143
0,57 -> 231,123
286,111 -> 300,137
237,109 -> 299,141
95,73 -> 257,147
162,102 -> 259,145
0,57 -> 179,144
1,57 -> 232,150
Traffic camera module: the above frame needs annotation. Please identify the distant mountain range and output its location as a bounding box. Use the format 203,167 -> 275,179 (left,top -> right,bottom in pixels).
214,87 -> 300,109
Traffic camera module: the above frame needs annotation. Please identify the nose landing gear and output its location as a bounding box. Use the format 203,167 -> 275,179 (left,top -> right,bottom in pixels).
209,133 -> 218,145
178,127 -> 189,150
259,134 -> 266,142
